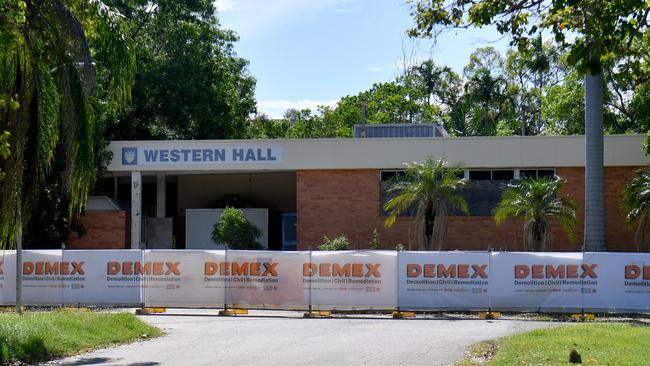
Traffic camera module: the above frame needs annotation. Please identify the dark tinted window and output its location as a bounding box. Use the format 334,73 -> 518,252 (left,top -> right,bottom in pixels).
520,169 -> 537,179
492,170 -> 514,180
538,169 -> 555,179
380,170 -> 404,182
469,170 -> 491,181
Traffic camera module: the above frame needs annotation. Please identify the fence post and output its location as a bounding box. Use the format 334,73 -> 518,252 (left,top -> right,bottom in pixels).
15,196 -> 22,315
308,246 -> 312,315
140,248 -> 145,310
224,247 -> 229,312
488,249 -> 492,314
396,248 -> 400,315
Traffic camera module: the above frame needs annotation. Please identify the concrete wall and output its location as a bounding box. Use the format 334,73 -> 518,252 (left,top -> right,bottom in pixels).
296,167 -> 641,251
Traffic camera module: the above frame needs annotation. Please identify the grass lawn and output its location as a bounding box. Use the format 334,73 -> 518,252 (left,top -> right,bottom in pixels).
458,323 -> 650,366
0,309 -> 161,364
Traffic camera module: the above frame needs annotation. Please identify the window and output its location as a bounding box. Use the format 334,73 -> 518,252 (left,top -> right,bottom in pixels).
492,170 -> 514,180
469,170 -> 491,181
520,169 -> 556,179
380,170 -> 413,216
468,169 -> 514,181
380,170 -> 404,182
379,168 -> 556,218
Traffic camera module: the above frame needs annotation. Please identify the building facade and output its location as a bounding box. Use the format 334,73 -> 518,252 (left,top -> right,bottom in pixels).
69,135 -> 648,252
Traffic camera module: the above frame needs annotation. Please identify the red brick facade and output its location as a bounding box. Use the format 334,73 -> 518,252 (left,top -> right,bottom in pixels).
68,211 -> 128,249
296,167 -> 641,252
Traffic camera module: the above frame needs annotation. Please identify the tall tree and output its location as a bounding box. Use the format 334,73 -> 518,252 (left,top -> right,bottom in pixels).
0,0 -> 135,248
105,0 -> 256,140
408,0 -> 650,251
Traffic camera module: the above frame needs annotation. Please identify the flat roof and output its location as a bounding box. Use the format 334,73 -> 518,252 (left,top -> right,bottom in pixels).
107,134 -> 648,173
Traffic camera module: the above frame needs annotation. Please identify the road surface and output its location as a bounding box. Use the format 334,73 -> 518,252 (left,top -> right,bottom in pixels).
49,309 -> 557,366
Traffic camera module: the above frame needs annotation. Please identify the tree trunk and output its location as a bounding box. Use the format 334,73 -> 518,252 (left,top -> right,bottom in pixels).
584,72 -> 606,251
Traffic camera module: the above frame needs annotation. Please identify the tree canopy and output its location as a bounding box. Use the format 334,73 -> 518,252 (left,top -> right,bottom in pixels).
0,0 -> 135,248
105,0 -> 256,140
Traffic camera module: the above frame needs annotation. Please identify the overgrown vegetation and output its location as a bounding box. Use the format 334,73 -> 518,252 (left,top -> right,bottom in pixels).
369,228 -> 381,250
0,310 -> 160,364
319,234 -> 349,251
383,157 -> 468,251
622,167 -> 650,252
457,323 -> 650,365
494,177 -> 577,251
211,207 -> 263,250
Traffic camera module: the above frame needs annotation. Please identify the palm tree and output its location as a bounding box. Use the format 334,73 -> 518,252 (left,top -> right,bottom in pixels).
384,157 -> 469,251
622,168 -> 650,252
494,177 -> 577,251
0,0 -> 135,248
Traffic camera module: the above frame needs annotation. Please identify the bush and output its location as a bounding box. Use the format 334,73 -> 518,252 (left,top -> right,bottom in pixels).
211,207 -> 263,250
319,234 -> 349,251
370,228 -> 381,249
395,243 -> 405,251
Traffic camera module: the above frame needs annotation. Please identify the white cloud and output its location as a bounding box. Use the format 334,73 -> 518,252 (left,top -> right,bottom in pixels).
257,99 -> 338,118
214,0 -> 362,37
214,0 -> 239,12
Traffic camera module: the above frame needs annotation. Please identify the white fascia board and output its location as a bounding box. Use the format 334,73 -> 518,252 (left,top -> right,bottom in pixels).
107,135 -> 648,173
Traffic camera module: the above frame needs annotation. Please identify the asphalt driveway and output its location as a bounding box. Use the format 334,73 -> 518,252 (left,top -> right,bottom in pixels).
49,309 -> 557,366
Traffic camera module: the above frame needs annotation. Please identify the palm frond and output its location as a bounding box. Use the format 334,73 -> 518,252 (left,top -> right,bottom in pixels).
383,157 -> 466,250
494,176 -> 576,251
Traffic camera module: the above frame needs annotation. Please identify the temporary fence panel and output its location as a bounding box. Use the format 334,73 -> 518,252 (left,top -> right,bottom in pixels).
0,250 -> 16,305
20,250 -> 66,305
143,250 -> 226,307
308,251 -> 397,309
224,250 -> 309,309
398,251 -> 491,310
583,252 -> 650,313
2,249 -> 650,313
61,250 -> 143,305
489,252 -> 588,312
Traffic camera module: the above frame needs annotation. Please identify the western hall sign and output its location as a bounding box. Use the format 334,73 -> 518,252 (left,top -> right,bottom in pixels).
120,145 -> 282,167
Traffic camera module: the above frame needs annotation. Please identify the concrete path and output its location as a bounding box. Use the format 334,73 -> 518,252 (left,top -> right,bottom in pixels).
49,309 -> 557,366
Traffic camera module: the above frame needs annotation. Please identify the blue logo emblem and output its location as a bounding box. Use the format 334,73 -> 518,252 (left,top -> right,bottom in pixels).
122,147 -> 138,165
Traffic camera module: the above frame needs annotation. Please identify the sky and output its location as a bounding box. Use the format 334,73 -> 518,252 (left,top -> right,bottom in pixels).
214,0 -> 512,118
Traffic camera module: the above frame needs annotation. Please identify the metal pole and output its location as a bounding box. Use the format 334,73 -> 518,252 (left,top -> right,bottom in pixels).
15,196 -> 22,315
395,248 -> 400,315
224,247 -> 228,312
308,246 -> 312,315
361,101 -> 367,138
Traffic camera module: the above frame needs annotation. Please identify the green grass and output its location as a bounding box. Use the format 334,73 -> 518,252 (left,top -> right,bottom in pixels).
458,323 -> 650,366
0,310 -> 161,364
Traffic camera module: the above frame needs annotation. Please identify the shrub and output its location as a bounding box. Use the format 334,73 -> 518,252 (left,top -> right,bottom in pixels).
211,207 -> 263,250
369,228 -> 381,250
395,243 -> 405,251
319,234 -> 349,251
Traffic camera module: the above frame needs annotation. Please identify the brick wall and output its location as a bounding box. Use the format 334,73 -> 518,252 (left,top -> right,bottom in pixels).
296,167 -> 641,252
68,211 -> 128,249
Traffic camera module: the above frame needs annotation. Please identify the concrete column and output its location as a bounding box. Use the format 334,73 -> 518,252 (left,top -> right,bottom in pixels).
131,171 -> 142,249
584,73 -> 606,251
113,177 -> 118,199
156,173 -> 166,218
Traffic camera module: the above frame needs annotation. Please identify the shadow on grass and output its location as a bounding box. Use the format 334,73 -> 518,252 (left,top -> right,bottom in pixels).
56,357 -> 160,366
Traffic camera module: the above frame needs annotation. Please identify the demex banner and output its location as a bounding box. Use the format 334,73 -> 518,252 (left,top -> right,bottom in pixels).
307,251 -> 397,309
398,251 -> 490,310
489,252 -> 596,311
1,249 -> 650,313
